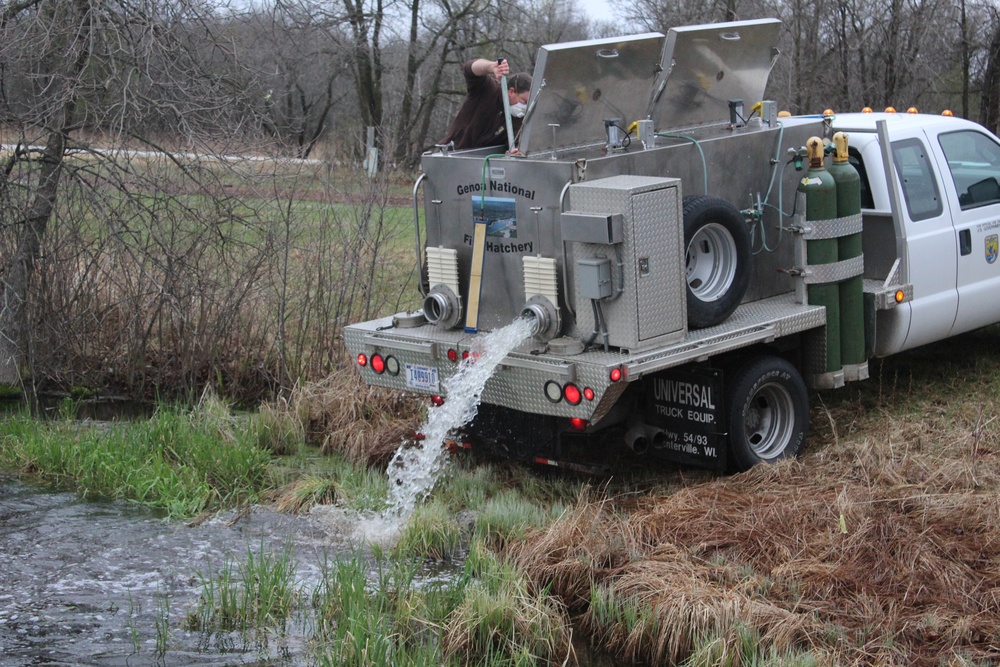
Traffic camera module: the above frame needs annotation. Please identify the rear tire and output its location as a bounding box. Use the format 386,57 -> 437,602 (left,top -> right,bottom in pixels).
683,195 -> 752,328
725,355 -> 808,471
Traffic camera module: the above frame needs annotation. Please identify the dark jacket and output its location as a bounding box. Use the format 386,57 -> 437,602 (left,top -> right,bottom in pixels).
441,61 -> 521,150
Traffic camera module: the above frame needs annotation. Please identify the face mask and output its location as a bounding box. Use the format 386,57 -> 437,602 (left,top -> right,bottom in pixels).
510,102 -> 526,118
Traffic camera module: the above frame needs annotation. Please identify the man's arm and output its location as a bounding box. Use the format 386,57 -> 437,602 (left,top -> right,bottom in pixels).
469,58 -> 508,80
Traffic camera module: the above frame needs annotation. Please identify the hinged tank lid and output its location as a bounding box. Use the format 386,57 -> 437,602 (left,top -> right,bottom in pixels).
518,32 -> 665,156
649,18 -> 781,132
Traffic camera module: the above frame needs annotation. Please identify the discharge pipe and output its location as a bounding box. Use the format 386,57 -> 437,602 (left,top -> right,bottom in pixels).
519,295 -> 560,341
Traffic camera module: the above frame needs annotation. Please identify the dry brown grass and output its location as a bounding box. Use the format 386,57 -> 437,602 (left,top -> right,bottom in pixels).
290,368 -> 423,468
510,329 -> 1000,666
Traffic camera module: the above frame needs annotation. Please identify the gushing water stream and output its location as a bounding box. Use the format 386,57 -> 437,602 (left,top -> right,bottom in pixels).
385,318 -> 534,520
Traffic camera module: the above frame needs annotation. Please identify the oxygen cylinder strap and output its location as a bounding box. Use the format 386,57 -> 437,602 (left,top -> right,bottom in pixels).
800,213 -> 863,241
800,255 -> 865,284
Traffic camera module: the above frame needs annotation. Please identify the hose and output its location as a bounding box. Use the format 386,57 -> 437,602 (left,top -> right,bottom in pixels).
656,132 -> 708,195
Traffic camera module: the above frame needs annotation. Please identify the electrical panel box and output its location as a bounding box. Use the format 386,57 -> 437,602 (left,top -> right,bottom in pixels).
566,175 -> 686,351
577,258 -> 613,299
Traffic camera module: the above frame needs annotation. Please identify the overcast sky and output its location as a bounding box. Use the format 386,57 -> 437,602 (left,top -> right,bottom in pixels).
579,0 -> 615,22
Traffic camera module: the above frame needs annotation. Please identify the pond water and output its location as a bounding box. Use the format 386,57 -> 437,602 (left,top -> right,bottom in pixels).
0,475 -> 368,666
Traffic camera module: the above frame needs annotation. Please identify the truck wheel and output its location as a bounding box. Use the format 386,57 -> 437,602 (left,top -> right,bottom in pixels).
725,355 -> 808,471
683,195 -> 751,328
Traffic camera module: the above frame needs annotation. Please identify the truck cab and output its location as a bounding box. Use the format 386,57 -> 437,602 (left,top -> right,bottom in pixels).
834,113 -> 1000,355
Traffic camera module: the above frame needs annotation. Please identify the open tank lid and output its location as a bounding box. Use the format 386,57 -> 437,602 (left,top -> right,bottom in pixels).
518,32 -> 666,156
649,18 -> 781,131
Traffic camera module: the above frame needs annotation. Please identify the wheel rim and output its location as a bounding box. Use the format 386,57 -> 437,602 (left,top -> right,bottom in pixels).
686,222 -> 738,302
743,381 -> 795,460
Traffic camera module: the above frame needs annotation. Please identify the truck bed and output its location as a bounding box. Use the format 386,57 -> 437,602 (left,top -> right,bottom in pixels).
344,293 -> 826,421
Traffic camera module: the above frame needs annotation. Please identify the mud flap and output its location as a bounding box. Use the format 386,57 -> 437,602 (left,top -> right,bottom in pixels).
644,366 -> 727,470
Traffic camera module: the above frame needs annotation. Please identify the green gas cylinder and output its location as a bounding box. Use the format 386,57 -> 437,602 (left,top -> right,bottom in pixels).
798,136 -> 841,374
827,132 -> 865,374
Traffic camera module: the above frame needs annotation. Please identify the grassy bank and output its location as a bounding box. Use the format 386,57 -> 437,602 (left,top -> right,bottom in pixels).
3,326 -> 1000,665
0,395 -> 277,517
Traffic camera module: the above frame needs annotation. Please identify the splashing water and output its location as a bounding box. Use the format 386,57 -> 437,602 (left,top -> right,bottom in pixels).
385,317 -> 534,519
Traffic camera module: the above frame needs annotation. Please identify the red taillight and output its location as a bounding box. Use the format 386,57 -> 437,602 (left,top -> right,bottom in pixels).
461,350 -> 470,360
609,367 -> 622,382
371,354 -> 386,374
583,387 -> 595,401
430,395 -> 445,406
569,417 -> 588,431
563,383 -> 582,405
357,353 -> 368,367
413,432 -> 426,441
447,349 -> 458,362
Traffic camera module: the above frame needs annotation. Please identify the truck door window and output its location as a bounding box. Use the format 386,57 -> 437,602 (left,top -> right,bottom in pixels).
938,130 -> 1000,210
848,148 -> 875,209
891,139 -> 942,221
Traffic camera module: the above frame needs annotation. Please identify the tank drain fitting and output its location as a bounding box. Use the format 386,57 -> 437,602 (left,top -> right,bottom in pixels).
423,285 -> 463,329
520,295 -> 560,341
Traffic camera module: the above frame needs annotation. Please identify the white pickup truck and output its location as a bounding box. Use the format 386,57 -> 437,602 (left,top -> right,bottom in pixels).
344,20 -> 1000,473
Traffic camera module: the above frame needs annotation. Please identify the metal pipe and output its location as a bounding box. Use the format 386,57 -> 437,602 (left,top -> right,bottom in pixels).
412,173 -> 427,297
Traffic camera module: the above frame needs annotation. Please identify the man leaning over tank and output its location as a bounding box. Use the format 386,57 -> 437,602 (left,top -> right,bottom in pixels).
440,58 -> 531,153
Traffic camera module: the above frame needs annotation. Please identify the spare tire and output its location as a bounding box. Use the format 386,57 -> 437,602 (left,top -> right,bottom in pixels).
683,195 -> 752,328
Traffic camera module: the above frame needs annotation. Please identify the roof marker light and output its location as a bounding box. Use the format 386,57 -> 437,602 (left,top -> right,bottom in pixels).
885,106 -> 896,113
861,107 -> 873,113
942,109 -> 954,116
907,107 -> 918,114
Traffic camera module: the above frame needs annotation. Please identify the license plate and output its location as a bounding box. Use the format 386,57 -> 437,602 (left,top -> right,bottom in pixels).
404,364 -> 439,391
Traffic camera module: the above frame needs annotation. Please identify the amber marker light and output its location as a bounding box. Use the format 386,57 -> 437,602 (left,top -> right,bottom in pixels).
907,107 -> 918,114
777,110 -> 792,118
895,290 -> 906,303
885,106 -> 896,113
823,108 -> 835,116
942,109 -> 954,116
862,107 -> 873,113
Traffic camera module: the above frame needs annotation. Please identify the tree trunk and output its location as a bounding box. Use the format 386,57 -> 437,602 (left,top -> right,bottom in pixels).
0,129 -> 67,386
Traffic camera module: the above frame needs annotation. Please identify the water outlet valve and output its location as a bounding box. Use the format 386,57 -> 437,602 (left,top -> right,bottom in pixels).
423,285 -> 463,329
520,295 -> 560,341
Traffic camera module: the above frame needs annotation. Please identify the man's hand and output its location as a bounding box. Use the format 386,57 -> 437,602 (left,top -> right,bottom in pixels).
493,59 -> 509,80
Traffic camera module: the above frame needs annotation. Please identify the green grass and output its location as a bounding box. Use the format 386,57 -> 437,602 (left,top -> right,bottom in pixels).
392,498 -> 463,560
185,541 -> 299,634
0,403 -> 273,518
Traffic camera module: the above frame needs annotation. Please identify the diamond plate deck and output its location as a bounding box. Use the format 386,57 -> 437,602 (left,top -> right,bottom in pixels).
344,293 -> 825,420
